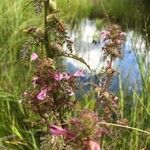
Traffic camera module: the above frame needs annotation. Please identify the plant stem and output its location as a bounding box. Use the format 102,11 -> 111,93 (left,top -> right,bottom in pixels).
98,122 -> 150,135
43,0 -> 54,58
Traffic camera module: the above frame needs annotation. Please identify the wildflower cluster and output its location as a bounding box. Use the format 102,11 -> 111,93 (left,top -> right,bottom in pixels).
50,109 -> 101,150
101,24 -> 126,60
24,56 -> 85,123
93,24 -> 127,122
22,1 -> 127,149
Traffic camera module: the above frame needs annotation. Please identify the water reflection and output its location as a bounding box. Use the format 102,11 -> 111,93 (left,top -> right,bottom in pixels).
64,19 -> 150,92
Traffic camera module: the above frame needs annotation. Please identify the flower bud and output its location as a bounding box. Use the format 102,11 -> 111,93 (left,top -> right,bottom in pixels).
42,58 -> 54,67
103,91 -> 110,99
106,68 -> 115,76
23,27 -> 37,34
46,14 -> 56,22
35,28 -> 44,37
49,0 -> 57,11
49,43 -> 62,52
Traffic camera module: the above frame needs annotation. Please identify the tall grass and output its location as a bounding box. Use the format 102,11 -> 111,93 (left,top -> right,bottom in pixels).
114,80 -> 150,149
0,0 -> 41,149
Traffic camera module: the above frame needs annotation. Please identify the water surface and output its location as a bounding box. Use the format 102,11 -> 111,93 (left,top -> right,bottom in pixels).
64,19 -> 150,92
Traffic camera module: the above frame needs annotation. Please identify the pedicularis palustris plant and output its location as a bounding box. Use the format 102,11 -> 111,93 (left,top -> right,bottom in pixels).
22,1 -> 127,150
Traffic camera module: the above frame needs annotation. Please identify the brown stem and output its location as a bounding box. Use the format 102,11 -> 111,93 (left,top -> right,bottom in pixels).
82,82 -> 103,112
109,56 -> 113,68
94,95 -> 103,112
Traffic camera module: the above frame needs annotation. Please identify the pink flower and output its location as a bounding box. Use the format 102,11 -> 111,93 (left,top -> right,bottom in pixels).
120,32 -> 126,36
50,125 -> 67,136
31,52 -> 38,61
100,31 -> 110,39
54,73 -> 64,81
49,125 -> 75,140
85,140 -> 101,150
37,89 -> 47,100
63,72 -> 70,80
73,70 -> 85,77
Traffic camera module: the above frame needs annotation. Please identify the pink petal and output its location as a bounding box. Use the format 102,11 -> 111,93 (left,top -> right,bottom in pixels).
54,73 -> 64,81
31,53 -> 38,61
86,140 -> 101,150
116,40 -> 123,45
49,125 -> 75,139
37,89 -> 47,100
100,31 -> 110,38
50,125 -> 67,136
73,70 -> 85,77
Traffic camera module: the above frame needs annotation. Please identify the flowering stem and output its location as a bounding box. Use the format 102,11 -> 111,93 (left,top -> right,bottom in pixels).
55,53 -> 91,71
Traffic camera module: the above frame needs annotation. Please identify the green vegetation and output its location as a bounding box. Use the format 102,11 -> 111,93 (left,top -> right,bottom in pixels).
0,0 -> 40,149
57,0 -> 92,20
0,0 -> 150,149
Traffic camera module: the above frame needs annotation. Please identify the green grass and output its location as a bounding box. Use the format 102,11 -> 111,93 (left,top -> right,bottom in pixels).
0,0 -> 41,149
0,0 -> 150,149
57,0 -> 92,20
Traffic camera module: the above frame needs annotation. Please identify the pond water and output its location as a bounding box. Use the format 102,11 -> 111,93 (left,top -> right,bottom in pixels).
63,19 -> 150,93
